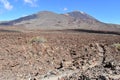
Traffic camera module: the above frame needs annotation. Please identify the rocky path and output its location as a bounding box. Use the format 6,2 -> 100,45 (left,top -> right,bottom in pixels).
39,69 -> 79,80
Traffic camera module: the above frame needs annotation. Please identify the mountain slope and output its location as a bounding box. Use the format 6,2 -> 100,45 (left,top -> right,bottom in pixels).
2,11 -> 74,29
0,11 -> 120,31
65,11 -> 120,32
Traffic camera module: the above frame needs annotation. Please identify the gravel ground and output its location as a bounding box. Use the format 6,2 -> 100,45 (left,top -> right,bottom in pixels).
0,30 -> 120,80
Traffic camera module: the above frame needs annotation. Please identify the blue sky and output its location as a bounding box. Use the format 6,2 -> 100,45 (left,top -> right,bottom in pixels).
0,0 -> 120,24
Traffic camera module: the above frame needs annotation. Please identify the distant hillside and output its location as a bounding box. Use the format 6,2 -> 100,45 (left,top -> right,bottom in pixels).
0,11 -> 120,32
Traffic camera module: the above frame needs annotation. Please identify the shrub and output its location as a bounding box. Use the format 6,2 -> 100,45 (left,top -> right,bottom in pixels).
29,36 -> 47,44
112,43 -> 120,50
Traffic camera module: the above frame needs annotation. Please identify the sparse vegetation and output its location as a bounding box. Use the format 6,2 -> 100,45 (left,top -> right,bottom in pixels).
112,43 -> 120,50
29,36 -> 47,44
0,30 -> 120,80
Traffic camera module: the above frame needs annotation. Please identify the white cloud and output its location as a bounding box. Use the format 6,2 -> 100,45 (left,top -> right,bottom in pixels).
24,0 -> 37,7
0,0 -> 13,10
63,8 -> 68,11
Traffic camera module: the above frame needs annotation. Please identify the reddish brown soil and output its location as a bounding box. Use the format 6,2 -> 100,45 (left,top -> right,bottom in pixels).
0,30 -> 120,80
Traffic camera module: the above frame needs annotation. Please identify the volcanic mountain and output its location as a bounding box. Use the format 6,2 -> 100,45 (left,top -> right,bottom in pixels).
0,11 -> 120,32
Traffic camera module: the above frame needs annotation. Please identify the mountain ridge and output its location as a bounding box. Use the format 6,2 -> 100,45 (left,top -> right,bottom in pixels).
0,11 -> 120,32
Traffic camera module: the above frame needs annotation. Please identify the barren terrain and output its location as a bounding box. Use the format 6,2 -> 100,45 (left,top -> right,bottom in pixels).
0,29 -> 120,80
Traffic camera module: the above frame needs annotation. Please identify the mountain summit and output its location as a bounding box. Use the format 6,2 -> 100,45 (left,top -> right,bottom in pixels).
66,11 -> 96,20
0,11 -> 120,31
